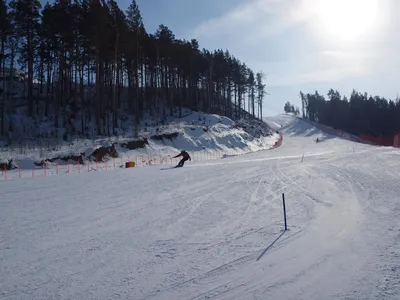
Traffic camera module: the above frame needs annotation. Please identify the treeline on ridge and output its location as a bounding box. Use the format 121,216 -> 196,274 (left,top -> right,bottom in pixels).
0,0 -> 267,140
285,89 -> 400,138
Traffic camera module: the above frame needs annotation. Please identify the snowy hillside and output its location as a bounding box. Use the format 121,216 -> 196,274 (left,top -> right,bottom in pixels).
0,109 -> 279,173
1,114 -> 399,299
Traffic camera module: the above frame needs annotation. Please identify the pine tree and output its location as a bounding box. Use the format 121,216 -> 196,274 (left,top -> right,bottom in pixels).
248,70 -> 256,117
9,0 -> 42,117
125,0 -> 145,128
0,0 -> 10,136
256,72 -> 266,120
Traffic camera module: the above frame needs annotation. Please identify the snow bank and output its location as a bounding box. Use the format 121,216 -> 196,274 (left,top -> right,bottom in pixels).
0,109 -> 279,170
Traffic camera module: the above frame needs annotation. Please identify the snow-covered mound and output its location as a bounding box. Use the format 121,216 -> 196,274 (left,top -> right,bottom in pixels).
265,114 -> 301,131
0,110 -> 279,170
141,112 -> 278,155
264,113 -> 376,157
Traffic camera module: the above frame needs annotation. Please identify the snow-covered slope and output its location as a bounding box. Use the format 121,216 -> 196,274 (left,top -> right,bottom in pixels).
0,110 -> 279,171
1,114 -> 399,300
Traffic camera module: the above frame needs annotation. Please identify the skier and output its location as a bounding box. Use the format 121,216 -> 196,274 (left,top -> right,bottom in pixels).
173,150 -> 191,167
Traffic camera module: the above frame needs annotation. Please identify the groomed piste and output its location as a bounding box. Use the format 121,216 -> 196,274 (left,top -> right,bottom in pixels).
1,114 -> 400,300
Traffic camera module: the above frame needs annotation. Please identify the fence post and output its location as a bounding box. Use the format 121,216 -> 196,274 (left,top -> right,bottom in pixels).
282,193 -> 287,231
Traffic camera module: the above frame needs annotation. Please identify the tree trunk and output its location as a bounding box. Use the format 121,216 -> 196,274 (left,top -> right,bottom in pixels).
96,51 -> 103,136
27,27 -> 34,117
0,52 -> 4,137
112,33 -> 119,133
80,60 -> 85,136
0,34 -> 5,137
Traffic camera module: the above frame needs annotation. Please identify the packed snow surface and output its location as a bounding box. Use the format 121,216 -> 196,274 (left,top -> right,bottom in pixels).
1,114 -> 400,299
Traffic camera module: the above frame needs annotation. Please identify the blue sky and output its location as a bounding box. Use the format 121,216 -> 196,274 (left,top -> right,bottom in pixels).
47,0 -> 400,117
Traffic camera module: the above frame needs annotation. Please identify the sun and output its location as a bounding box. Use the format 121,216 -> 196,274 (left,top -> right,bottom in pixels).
313,0 -> 380,42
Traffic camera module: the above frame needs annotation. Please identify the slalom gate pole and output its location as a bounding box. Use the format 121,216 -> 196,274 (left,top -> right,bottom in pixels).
282,193 -> 287,231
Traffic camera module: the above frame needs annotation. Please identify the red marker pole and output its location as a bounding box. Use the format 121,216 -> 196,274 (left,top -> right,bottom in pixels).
18,164 -> 21,179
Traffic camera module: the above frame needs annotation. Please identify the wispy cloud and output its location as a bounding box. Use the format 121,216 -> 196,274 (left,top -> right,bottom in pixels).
296,66 -> 369,84
251,47 -> 380,88
189,0 -> 317,41
269,50 -> 378,87
263,67 -> 366,88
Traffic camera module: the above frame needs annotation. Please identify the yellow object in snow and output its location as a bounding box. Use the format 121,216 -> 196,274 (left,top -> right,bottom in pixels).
125,161 -> 136,168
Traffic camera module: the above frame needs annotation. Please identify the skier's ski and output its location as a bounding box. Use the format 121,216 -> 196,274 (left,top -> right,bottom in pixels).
160,165 -> 182,170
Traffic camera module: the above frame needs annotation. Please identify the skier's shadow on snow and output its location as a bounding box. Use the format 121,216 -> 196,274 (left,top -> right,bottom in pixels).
256,230 -> 286,261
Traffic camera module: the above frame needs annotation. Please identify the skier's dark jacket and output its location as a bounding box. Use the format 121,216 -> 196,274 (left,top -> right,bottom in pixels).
174,151 -> 191,160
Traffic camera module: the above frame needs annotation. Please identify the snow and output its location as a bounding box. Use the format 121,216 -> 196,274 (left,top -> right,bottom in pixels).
1,114 -> 400,299
0,109 -> 278,171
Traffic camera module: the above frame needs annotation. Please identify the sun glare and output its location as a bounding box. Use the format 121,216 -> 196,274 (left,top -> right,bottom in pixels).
314,0 -> 380,42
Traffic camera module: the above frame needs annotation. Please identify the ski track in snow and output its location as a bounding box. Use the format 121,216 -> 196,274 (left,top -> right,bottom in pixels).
1,114 -> 400,300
